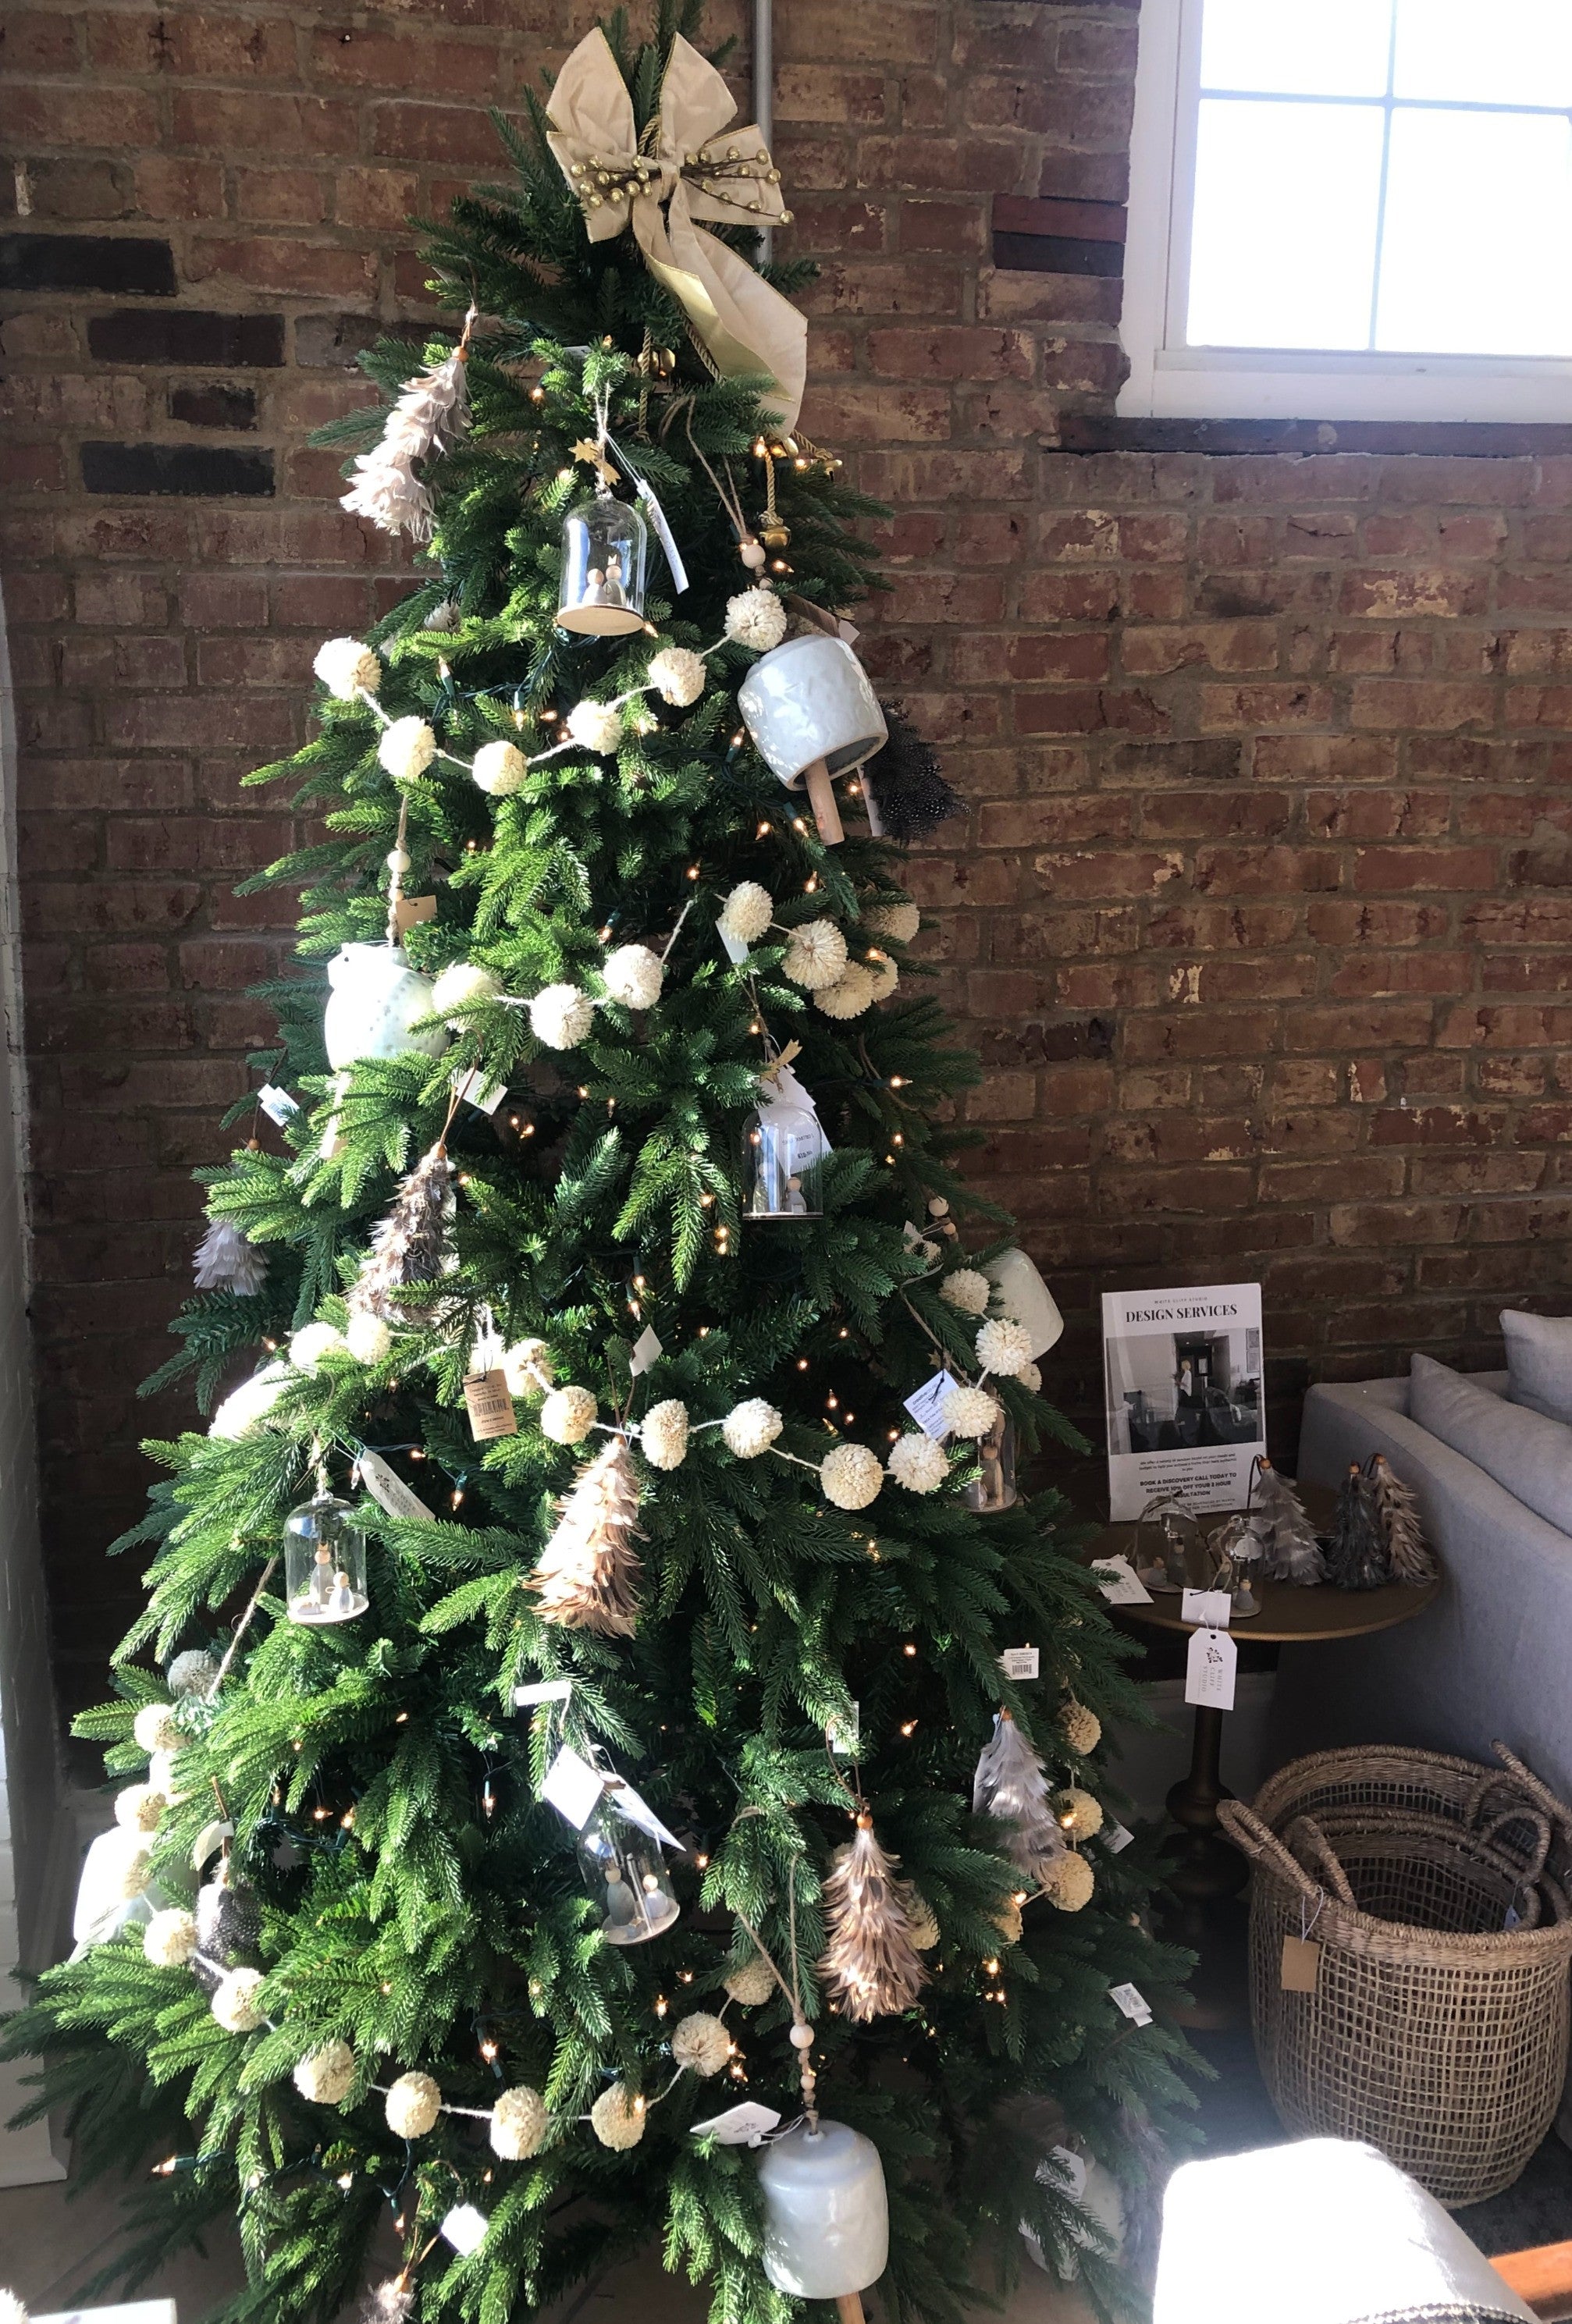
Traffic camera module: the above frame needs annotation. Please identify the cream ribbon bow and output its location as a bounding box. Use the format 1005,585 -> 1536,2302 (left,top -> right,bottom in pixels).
545,28 -> 806,432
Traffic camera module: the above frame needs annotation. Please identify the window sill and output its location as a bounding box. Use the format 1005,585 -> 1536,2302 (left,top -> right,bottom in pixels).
1058,413 -> 1572,457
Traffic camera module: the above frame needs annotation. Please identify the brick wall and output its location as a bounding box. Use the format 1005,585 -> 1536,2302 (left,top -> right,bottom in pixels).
4,0 -> 1570,1707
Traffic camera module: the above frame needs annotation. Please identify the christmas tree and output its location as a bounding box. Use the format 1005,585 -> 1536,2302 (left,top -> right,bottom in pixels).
5,13 -> 1194,2319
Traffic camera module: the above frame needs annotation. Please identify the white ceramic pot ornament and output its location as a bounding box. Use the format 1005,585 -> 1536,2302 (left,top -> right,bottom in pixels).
986,1247 -> 1065,1359
756,2118 -> 889,2306
322,943 -> 450,1071
738,634 -> 888,848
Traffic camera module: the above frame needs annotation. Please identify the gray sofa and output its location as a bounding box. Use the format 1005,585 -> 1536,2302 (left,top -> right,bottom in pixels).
1271,1373 -> 1572,1804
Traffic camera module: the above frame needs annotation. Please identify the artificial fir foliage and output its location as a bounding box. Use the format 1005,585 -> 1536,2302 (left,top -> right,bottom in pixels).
4,14 -> 1195,2321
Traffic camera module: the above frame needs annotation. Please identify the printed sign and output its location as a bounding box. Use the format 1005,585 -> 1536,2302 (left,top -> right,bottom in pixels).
1101,1281 -> 1265,1522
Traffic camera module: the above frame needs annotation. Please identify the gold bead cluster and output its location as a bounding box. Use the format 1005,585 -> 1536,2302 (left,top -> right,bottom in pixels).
566,144 -> 791,225
567,155 -> 654,211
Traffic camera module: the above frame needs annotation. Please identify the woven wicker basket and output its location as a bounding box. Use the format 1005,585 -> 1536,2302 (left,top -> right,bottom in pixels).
1220,1781 -> 1572,2206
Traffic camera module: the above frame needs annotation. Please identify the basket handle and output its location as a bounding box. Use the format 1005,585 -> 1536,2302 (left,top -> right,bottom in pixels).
1491,1741 -> 1572,1836
1282,1814 -> 1358,1906
1218,1800 -> 1336,1903
1478,1805 -> 1553,1888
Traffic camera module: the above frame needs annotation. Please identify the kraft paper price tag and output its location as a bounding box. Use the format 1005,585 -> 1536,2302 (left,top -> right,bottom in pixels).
1000,1647 -> 1040,1681
355,1448 -> 431,1523
439,2204 -> 489,2255
1090,1555 -> 1153,1605
1280,1935 -> 1321,1992
628,1324 -> 663,1377
256,1083 -> 299,1124
453,1064 -> 507,1115
1180,1588 -> 1232,1629
1109,1981 -> 1153,2024
464,1369 -> 517,1441
690,2101 -> 781,2146
1185,1625 -> 1237,1711
1102,1819 -> 1134,1855
514,1678 -> 573,1707
904,1371 -> 954,1441
716,919 -> 750,966
1037,2146 -> 1087,2201
542,1745 -> 607,1831
830,1700 -> 860,1756
393,893 -> 436,939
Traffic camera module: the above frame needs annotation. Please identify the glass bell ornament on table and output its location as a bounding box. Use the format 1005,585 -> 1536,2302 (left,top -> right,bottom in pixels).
285,1488 -> 368,1626
738,634 -> 888,846
557,489 -> 648,637
574,1787 -> 679,1946
1133,1488 -> 1204,1596
1208,1511 -> 1264,1618
743,1061 -> 830,1219
756,2117 -> 890,2303
964,1395 -> 1018,1513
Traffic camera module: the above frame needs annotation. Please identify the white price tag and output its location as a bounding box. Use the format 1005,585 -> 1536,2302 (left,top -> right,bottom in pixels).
256,1083 -> 299,1124
690,2101 -> 781,2146
717,919 -> 751,966
1102,1819 -> 1134,1855
830,1700 -> 859,1757
1110,1981 -> 1153,2024
1038,2145 -> 1087,2201
542,1746 -> 607,1831
904,1371 -> 954,1441
355,1448 -> 431,1523
999,1647 -> 1040,1681
439,2204 -> 489,2255
1185,1625 -> 1237,1711
514,1679 -> 573,1707
629,1324 -> 663,1377
1090,1555 -> 1153,1605
452,1065 -> 507,1115
1181,1588 -> 1232,1629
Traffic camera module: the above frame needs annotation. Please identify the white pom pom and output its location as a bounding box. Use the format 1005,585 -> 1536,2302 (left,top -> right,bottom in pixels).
346,1310 -> 393,1365
565,698 -> 622,756
864,898 -> 920,943
820,1442 -> 884,1511
941,1267 -> 991,1317
148,1747 -> 184,1802
943,1383 -> 1000,1439
376,715 -> 436,785
602,944 -> 663,1011
1055,1786 -> 1104,1840
289,1321 -> 348,1375
490,2084 -> 549,2160
888,1433 -> 949,1494
293,2038 -> 355,2105
906,1893 -> 941,1950
115,1839 -> 154,1901
431,961 -> 501,1017
722,1398 -> 782,1459
725,586 -> 788,652
781,919 -> 848,991
670,2013 -> 731,2077
472,739 -> 528,796
1041,1852 -> 1094,1911
208,1361 -> 291,1439
143,1907 -> 198,1967
724,1957 -> 776,2006
1020,1360 -> 1042,1393
589,2082 -> 646,2149
815,964 -> 877,1021
502,1339 -> 551,1398
133,1702 -> 182,1755
540,1386 -> 596,1445
166,1649 -> 219,1699
528,983 -> 596,1050
648,645 -> 706,707
976,1317 -> 1033,1377
212,1967 -> 267,2034
865,956 -> 900,1003
314,638 -> 380,701
640,1399 -> 688,1471
994,1895 -> 1024,1945
718,881 -> 774,945
1060,1700 -> 1103,1755
385,2070 -> 442,2138
115,1782 -> 165,1834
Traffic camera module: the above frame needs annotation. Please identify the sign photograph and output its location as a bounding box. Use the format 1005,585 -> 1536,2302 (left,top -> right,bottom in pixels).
1101,1283 -> 1265,1522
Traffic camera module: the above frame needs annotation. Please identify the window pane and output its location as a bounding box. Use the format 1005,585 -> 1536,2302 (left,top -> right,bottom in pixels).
1376,108 -> 1572,355
1186,101 -> 1384,350
1200,0 -> 1392,98
1394,0 -> 1572,108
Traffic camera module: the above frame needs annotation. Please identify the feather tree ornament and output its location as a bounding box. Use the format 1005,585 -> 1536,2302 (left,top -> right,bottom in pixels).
818,1811 -> 929,2022
862,703 -> 963,842
1251,1456 -> 1326,1586
973,1710 -> 1067,1878
354,1140 -> 454,1320
358,2278 -> 416,2324
192,1216 -> 268,1296
1325,1460 -> 1391,1590
528,1436 -> 644,1637
340,327 -> 472,542
1367,1452 -> 1437,1584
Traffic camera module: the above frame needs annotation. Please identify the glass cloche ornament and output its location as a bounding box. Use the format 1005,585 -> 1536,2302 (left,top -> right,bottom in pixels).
742,1061 -> 830,1220
964,1397 -> 1018,1513
285,1479 -> 368,1626
575,1787 -> 679,1946
557,488 -> 648,637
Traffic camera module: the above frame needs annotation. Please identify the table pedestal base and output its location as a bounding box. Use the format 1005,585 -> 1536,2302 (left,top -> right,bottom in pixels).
1160,1704 -> 1250,2029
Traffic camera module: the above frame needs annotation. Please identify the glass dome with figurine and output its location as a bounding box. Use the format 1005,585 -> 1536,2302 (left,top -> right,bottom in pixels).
284,1488 -> 369,1626
575,1786 -> 680,1945
742,1060 -> 828,1219
557,489 -> 649,636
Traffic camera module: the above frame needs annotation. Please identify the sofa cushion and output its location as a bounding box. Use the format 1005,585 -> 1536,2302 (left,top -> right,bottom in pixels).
1410,1352 -> 1572,1536
1501,1308 -> 1572,1427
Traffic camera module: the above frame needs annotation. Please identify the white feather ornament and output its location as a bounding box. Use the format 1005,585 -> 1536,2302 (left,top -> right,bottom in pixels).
376,716 -> 437,785
354,1142 -> 454,1320
820,1442 -> 884,1511
941,1267 -> 992,1317
472,739 -> 528,796
647,645 -> 706,706
888,1433 -> 949,1494
781,919 -> 848,991
565,698 -> 622,756
973,1711 -> 1069,1879
313,638 -> 381,702
815,963 -> 877,1020
722,1398 -> 782,1458
340,341 -> 470,542
602,943 -> 663,1009
528,983 -> 596,1050
639,1398 -> 689,1470
490,2084 -> 549,2160
193,1217 -> 269,1295
725,586 -> 788,651
529,1437 -> 643,1637
819,1813 -> 928,2023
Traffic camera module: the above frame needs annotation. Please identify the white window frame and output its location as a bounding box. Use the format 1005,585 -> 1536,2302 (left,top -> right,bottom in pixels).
1119,0 -> 1572,423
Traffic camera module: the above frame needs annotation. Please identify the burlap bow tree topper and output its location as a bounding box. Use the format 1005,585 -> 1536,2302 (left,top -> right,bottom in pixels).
545,28 -> 807,432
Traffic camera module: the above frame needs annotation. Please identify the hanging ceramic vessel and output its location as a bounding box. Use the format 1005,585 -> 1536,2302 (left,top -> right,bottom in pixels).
322,943 -> 449,1071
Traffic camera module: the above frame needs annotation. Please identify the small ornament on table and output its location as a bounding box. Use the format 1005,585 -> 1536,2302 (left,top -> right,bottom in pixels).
1367,1452 -> 1438,1584
1133,1488 -> 1205,1595
528,1436 -> 644,1636
818,1810 -> 927,2022
284,1463 -> 369,1626
193,1216 -> 268,1296
1248,1455 -> 1327,1585
1325,1460 -> 1392,1590
1208,1511 -> 1263,1617
743,1055 -> 829,1218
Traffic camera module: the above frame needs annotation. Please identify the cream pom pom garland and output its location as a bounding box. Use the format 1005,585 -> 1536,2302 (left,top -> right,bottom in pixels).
941,1267 -> 992,1317
133,1702 -> 183,1756
640,1399 -> 689,1470
490,2084 -> 549,2160
601,943 -> 663,1011
293,2039 -> 356,2105
288,1320 -> 348,1375
670,2012 -> 732,2077
864,955 -> 900,1003
1059,1699 -> 1103,1756
314,638 -> 381,702
143,1908 -> 198,1968
1054,1786 -> 1104,1841
717,881 -> 774,947
589,2082 -> 646,2150
502,1338 -> 553,1398
385,2070 -> 443,2139
976,1317 -> 1033,1380
148,1747 -> 184,1802
724,1956 -> 777,2006
431,961 -> 502,1017
864,897 -> 921,943
212,1967 -> 267,2034
942,1382 -> 1001,1440
377,716 -> 437,785
540,1385 -> 597,1445
887,1433 -> 949,1494
208,1361 -> 291,1439
115,1782 -> 165,1835
167,1648 -> 220,1699
1019,1360 -> 1042,1394
815,963 -> 877,1021
906,1892 -> 941,1950
471,738 -> 528,796
1040,1851 -> 1094,1912
647,645 -> 706,707
724,585 -> 788,652
528,983 -> 596,1050
115,1840 -> 155,1902
564,698 -> 623,756
781,919 -> 848,991
994,1894 -> 1025,1945
346,1309 -> 393,1365
722,1398 -> 782,1459
820,1442 -> 884,1511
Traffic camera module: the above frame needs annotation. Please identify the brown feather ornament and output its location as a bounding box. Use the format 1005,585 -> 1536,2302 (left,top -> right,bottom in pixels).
1367,1452 -> 1437,1584
354,1139 -> 454,1320
818,1811 -> 929,2023
528,1436 -> 644,1636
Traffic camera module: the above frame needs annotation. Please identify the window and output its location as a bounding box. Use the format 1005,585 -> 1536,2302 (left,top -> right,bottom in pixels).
1119,0 -> 1572,421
